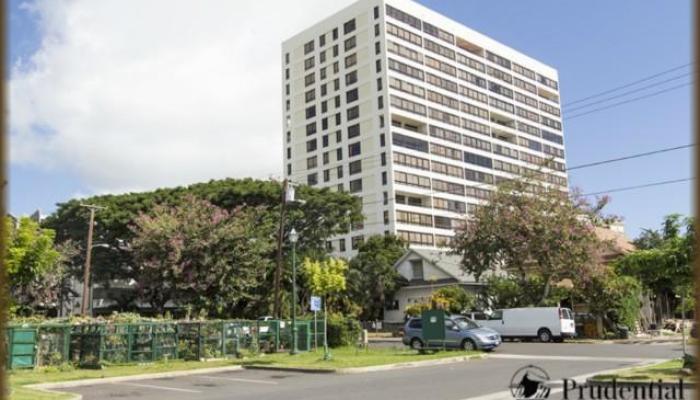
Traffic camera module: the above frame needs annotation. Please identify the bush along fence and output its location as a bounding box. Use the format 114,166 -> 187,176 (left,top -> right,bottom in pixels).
5,318 -> 361,370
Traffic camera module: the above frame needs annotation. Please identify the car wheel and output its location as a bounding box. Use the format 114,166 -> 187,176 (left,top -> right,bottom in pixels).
410,338 -> 424,350
538,328 -> 552,343
461,339 -> 477,351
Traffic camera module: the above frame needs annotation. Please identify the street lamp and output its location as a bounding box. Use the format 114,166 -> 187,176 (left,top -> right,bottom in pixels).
289,228 -> 299,355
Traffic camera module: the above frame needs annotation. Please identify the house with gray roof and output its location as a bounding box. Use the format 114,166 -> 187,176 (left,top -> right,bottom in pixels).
383,249 -> 486,323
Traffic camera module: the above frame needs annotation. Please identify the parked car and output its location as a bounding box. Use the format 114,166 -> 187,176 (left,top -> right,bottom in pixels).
402,315 -> 501,351
478,307 -> 575,342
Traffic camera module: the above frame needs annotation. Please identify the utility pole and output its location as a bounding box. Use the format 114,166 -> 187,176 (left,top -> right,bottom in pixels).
273,179 -> 288,319
79,204 -> 106,316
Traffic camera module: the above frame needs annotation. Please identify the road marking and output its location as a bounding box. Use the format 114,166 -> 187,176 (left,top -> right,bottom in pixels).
489,353 -> 665,363
113,382 -> 201,393
199,375 -> 279,385
458,360 -> 666,400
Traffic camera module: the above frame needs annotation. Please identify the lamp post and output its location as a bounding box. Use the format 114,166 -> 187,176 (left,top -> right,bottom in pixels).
289,228 -> 299,355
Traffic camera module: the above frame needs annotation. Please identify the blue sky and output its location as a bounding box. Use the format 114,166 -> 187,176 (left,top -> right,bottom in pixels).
8,0 -> 692,239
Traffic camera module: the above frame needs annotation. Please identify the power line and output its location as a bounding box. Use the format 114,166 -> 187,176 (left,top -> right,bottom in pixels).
580,177 -> 694,197
566,143 -> 695,171
562,62 -> 694,107
565,80 -> 694,121
563,71 -> 693,113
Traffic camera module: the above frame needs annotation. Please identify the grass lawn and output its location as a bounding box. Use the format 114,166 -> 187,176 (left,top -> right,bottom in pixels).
592,359 -> 693,383
240,346 -> 480,370
8,346 -> 480,399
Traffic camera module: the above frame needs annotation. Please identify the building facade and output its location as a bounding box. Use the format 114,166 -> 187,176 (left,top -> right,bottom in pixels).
282,0 -> 567,257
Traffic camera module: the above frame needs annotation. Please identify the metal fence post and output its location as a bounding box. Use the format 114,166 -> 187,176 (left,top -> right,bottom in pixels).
221,321 -> 226,357
197,323 -> 202,360
127,324 -> 133,363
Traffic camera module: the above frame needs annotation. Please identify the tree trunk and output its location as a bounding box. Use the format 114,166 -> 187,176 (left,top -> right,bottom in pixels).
539,278 -> 552,306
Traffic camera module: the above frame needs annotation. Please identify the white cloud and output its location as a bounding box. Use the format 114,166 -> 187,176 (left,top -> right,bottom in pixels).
10,0 -> 354,194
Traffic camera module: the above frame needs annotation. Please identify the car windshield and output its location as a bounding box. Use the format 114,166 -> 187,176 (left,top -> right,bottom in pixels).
454,317 -> 480,330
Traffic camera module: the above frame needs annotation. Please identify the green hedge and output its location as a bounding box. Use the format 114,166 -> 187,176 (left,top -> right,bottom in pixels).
326,317 -> 361,347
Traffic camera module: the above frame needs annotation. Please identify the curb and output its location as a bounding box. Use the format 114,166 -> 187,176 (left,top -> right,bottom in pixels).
26,365 -> 244,390
242,354 -> 485,375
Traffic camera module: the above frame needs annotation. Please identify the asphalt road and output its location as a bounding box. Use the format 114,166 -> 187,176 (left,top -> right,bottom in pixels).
57,342 -> 689,400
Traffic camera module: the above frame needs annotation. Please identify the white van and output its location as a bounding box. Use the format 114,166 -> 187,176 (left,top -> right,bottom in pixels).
476,307 -> 576,342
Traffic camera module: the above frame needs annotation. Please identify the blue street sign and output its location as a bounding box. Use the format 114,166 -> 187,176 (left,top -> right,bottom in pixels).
310,296 -> 322,312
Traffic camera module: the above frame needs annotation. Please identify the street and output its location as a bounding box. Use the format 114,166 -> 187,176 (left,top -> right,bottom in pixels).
56,342 -> 689,400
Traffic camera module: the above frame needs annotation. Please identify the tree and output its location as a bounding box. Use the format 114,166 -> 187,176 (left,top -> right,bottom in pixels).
130,195 -> 275,316
615,214 -> 694,321
301,257 -> 348,312
347,235 -> 408,320
42,178 -> 363,316
5,217 -> 77,314
404,285 -> 475,316
451,176 -> 610,305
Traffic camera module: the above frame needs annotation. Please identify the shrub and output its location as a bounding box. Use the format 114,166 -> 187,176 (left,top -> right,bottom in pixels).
326,316 -> 361,347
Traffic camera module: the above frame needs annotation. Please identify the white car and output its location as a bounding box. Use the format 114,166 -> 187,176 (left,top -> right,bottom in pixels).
477,307 -> 576,342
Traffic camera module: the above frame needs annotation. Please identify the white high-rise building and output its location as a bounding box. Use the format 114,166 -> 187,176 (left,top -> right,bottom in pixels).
282,0 -> 567,257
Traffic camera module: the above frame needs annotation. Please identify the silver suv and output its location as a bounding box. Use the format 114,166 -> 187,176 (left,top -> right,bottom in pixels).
402,315 -> 501,351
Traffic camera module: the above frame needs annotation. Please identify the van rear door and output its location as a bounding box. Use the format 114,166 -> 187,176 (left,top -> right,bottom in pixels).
559,308 -> 575,336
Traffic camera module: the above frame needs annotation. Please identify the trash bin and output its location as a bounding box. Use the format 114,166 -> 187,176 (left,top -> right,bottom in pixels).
616,325 -> 630,339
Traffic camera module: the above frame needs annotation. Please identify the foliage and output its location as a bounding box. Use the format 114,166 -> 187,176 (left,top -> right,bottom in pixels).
404,285 -> 476,317
577,269 -> 642,328
130,195 -> 275,316
326,315 -> 362,347
450,175 -> 611,305
301,257 -> 348,313
479,275 -> 569,310
347,235 -> 408,320
5,217 -> 77,313
42,178 -> 363,316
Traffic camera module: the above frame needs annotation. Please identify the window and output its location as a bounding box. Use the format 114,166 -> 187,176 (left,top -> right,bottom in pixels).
285,52 -> 290,65
392,133 -> 428,152
383,191 -> 389,205
381,152 -> 386,166
348,142 -> 361,157
464,151 -> 493,168
323,151 -> 329,164
422,21 -> 454,44
286,147 -> 291,159
424,39 -> 455,60
345,70 -> 357,86
433,197 -> 466,213
393,152 -> 430,170
332,44 -> 339,57
457,69 -> 486,88
378,95 -> 384,109
431,143 -> 462,161
487,66 -> 513,84
307,173 -> 318,186
376,59 -> 382,73
306,156 -> 317,169
489,81 -> 514,98
349,160 -> 362,174
390,95 -> 426,115
425,56 -> 456,76
321,118 -> 328,130
305,89 -> 315,103
459,85 -> 488,104
319,34 -> 326,47
428,108 -> 460,127
382,171 -> 388,185
333,78 -> 340,91
377,77 -> 383,91
337,165 -> 343,178
375,41 -> 381,55
332,61 -> 339,74
332,28 -> 338,40
320,67 -> 327,80
349,178 -> 363,193
386,22 -> 421,47
336,148 -> 343,160
389,77 -> 425,99
345,53 -> 357,68
429,125 -> 461,144
285,84 -> 290,95
306,122 -> 317,136
431,160 -> 463,178
348,123 -> 360,138
321,84 -> 327,96
410,260 -> 424,280
485,51 -> 511,69
513,63 -> 536,80
542,130 -> 564,145
374,23 -> 380,37
285,68 -> 289,80
385,5 -> 421,30
287,164 -> 291,175
304,40 -> 314,55
321,101 -> 328,113
394,171 -> 430,189
433,179 -> 465,196
335,130 -> 342,142
306,139 -> 317,152
304,56 -> 315,70
346,88 -> 359,103
306,106 -> 316,119
388,58 -> 424,80
374,5 -> 379,19
344,36 -> 356,51
387,40 -> 423,63
323,169 -> 330,182
434,216 -> 452,230
305,73 -> 315,87
335,112 -> 341,125
347,105 -> 359,121
427,90 -> 459,110
380,133 -> 385,146
344,19 -> 356,34
426,73 -> 458,93
463,134 -> 492,152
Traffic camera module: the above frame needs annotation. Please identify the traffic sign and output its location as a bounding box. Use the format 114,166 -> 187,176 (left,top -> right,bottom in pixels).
310,296 -> 322,311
